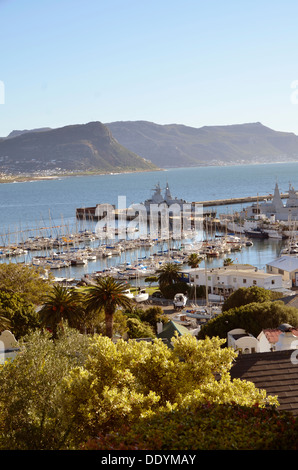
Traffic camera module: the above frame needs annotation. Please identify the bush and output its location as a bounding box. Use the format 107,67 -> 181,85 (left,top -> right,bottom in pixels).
83,403 -> 298,450
198,300 -> 298,340
222,286 -> 283,312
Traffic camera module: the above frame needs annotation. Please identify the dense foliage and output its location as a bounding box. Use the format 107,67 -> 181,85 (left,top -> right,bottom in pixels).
84,403 -> 298,450
0,290 -> 40,338
0,263 -> 52,304
198,300 -> 298,339
2,266 -> 298,451
222,286 -> 283,312
0,327 -> 279,450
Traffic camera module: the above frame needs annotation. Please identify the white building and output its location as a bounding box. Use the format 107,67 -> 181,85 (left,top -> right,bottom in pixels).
0,330 -> 19,364
189,264 -> 283,299
228,324 -> 298,354
266,255 -> 298,287
258,324 -> 298,352
227,328 -> 259,354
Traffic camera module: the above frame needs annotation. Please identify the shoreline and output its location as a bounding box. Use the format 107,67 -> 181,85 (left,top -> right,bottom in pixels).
1,160 -> 298,184
0,168 -> 163,184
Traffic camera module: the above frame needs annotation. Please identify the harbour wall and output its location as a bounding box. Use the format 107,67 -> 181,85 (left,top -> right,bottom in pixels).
195,193 -> 288,207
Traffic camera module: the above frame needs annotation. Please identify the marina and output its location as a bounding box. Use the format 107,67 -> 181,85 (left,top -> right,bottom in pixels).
1,163 -> 298,287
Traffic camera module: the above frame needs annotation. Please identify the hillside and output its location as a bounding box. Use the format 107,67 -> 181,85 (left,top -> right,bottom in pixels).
0,121 -> 159,175
106,121 -> 298,168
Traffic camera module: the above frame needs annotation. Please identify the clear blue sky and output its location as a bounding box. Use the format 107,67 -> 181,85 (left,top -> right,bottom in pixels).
1,0 -> 298,136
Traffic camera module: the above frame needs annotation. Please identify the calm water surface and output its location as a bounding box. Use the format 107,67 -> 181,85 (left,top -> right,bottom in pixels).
0,162 -> 296,276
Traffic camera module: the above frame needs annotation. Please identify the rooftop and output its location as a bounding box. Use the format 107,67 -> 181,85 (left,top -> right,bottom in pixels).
266,255 -> 298,272
230,349 -> 298,415
194,265 -> 280,279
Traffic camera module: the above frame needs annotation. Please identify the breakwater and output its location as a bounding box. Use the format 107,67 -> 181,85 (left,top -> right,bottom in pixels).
195,193 -> 289,207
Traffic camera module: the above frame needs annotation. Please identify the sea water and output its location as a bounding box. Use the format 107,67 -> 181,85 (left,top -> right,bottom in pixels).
0,162 -> 297,276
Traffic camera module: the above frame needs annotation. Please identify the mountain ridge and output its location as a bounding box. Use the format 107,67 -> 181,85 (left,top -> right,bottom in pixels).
2,120 -> 298,178
0,121 -> 159,175
105,120 -> 298,168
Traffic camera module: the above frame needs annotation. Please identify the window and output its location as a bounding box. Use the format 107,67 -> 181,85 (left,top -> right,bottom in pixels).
271,280 -> 275,285
243,279 -> 247,284
253,280 -> 257,285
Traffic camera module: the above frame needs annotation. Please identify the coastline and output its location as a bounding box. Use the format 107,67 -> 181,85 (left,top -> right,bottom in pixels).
0,168 -> 163,184
2,159 -> 298,185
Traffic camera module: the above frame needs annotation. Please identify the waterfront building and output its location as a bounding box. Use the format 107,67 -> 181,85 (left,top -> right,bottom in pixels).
266,255 -> 298,287
188,264 -> 283,299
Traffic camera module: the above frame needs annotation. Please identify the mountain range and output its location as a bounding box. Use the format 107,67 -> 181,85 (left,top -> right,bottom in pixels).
106,121 -> 298,168
1,120 -> 298,176
0,121 -> 158,175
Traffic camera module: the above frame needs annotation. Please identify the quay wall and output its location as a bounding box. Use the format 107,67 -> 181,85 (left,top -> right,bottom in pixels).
194,193 -> 288,207
76,193 -> 288,219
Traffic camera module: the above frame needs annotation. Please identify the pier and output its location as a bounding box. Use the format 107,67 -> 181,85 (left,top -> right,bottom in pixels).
76,193 -> 290,219
76,206 -> 216,220
194,193 -> 289,207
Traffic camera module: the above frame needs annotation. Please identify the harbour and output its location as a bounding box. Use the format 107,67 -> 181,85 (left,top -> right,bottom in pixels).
1,163 -> 298,286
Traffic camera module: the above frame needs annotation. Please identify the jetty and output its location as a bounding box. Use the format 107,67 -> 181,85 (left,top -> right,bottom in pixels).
76,182 -> 217,221
194,192 -> 289,207
76,183 -> 290,220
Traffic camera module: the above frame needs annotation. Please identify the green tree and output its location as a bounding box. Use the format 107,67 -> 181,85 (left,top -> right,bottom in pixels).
223,257 -> 234,266
187,253 -> 203,268
0,325 -> 90,450
139,305 -> 168,333
222,286 -> 282,312
156,262 -> 181,289
126,317 -> 155,338
0,290 -> 39,338
198,300 -> 298,340
82,276 -> 132,338
144,275 -> 158,287
39,285 -> 83,337
0,263 -> 52,305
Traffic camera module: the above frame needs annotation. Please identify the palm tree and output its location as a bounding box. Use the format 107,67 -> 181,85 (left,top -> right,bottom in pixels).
187,253 -> 203,269
156,262 -> 181,289
82,276 -> 132,338
39,285 -> 83,337
223,257 -> 234,266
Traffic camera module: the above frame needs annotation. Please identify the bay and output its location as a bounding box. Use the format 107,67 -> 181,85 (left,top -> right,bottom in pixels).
0,162 -> 297,278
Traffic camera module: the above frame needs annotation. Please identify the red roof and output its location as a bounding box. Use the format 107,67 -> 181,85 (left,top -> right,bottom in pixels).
263,328 -> 298,344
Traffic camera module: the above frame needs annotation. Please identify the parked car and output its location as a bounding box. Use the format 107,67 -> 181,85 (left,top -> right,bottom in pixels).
151,290 -> 163,299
